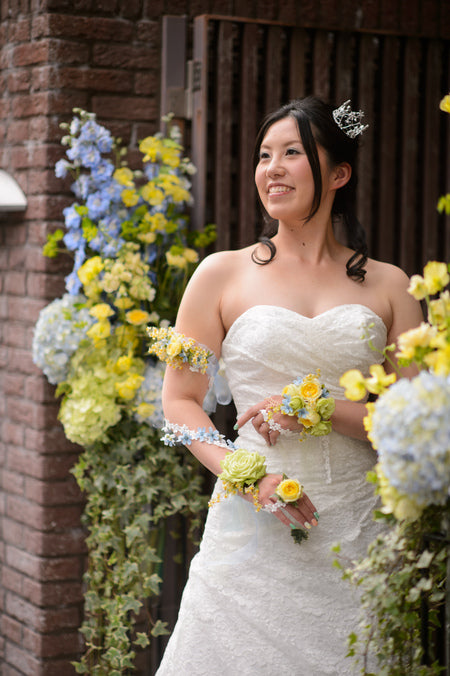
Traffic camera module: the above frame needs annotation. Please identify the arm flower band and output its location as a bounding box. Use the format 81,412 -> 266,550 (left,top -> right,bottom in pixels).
161,420 -> 235,450
209,448 -> 267,510
267,371 -> 335,439
147,326 -> 232,412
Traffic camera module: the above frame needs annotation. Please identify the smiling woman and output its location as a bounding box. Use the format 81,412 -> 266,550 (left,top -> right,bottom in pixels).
154,96 -> 424,675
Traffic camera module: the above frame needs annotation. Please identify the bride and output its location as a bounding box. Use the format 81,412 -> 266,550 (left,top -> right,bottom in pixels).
155,96 -> 423,675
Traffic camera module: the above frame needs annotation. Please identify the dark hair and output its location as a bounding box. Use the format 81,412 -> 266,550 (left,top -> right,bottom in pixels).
252,96 -> 368,282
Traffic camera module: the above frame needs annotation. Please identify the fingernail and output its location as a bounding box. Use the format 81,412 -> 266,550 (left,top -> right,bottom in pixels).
233,423 -> 239,430
304,521 -> 312,530
314,511 -> 320,520
311,518 -> 318,527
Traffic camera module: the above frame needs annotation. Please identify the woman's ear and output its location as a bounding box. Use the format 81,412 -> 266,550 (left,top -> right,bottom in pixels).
332,162 -> 352,190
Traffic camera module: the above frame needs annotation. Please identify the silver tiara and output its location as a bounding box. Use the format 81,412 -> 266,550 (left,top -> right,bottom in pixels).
332,100 -> 368,138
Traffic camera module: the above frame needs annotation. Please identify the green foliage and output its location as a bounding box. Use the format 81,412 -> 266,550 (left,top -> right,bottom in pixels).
71,420 -> 207,674
339,507 -> 447,675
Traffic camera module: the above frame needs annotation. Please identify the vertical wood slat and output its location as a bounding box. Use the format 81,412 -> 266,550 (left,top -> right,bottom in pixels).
214,20 -> 235,251
238,22 -> 259,247
377,36 -> 401,265
288,28 -> 309,100
264,26 -> 286,113
357,34 -> 379,255
422,40 -> 443,266
400,38 -> 421,274
191,16 -> 210,233
189,16 -> 449,275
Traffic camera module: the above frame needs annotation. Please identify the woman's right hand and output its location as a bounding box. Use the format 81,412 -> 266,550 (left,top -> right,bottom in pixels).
242,473 -> 319,531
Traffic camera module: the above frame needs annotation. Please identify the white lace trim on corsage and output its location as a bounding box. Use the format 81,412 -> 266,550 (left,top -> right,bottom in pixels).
161,419 -> 236,450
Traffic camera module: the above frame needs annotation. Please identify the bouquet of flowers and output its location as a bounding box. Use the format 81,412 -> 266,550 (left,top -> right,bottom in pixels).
338,262 -> 450,673
270,371 -> 335,438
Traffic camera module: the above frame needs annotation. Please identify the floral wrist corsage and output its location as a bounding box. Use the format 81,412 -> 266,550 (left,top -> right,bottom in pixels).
268,371 -> 335,439
210,448 -> 267,510
274,475 -> 310,544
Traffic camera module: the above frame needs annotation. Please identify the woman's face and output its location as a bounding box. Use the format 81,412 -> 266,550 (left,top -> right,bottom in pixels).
254,116 -> 332,224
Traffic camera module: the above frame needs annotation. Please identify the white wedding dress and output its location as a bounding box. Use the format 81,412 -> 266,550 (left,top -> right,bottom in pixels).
156,304 -> 386,676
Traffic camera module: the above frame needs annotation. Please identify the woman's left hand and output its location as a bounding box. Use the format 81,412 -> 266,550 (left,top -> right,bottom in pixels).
236,395 -> 302,446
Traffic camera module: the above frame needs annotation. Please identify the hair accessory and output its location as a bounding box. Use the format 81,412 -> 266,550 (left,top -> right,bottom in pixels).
332,99 -> 368,138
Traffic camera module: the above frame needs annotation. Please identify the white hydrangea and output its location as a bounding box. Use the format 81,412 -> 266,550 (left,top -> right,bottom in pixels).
32,294 -> 94,384
371,371 -> 450,508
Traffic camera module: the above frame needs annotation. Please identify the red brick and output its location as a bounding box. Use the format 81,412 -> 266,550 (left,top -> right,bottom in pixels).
4,270 -> 26,295
6,496 -> 84,532
2,519 -> 25,546
24,476 -> 82,506
3,222 -> 27,247
1,472 -> 25,498
9,447 -> 79,479
2,567 -> 24,595
6,592 -> 81,633
93,43 -> 156,69
32,13 -> 134,42
93,95 -> 157,121
1,615 -> 23,645
6,69 -> 31,92
134,71 -> 157,96
22,578 -> 83,607
12,41 -> 50,67
24,376 -> 56,404
2,421 -> 25,445
3,372 -> 25,396
24,426 -> 79,455
5,119 -> 29,144
46,37 -> 90,65
7,17 -> 31,42
27,529 -> 87,558
4,643 -> 41,676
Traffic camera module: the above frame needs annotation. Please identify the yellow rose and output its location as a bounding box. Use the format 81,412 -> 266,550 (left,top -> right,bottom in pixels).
166,252 -> 187,269
299,374 -> 321,402
298,409 -> 321,428
166,337 -> 183,358
89,303 -> 115,321
439,93 -> 450,113
125,309 -> 152,326
423,261 -> 449,295
275,478 -> 303,503
407,274 -> 427,300
78,256 -> 103,285
183,248 -> 199,264
113,167 -> 135,187
136,402 -> 156,418
86,320 -> 111,344
340,369 -> 367,401
115,297 -> 134,310
121,189 -> 139,207
116,374 -> 145,400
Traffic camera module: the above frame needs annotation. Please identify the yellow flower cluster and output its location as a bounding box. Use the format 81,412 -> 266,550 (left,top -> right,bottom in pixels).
147,326 -> 211,373
275,478 -> 303,503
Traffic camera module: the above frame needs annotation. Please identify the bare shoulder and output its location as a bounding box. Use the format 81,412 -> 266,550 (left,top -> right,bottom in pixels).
365,257 -> 423,337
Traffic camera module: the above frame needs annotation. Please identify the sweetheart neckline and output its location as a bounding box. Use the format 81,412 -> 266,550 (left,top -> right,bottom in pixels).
223,303 -> 388,343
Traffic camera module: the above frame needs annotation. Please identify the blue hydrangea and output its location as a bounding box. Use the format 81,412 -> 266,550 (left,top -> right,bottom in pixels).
133,361 -> 166,428
32,294 -> 94,384
371,371 -> 450,507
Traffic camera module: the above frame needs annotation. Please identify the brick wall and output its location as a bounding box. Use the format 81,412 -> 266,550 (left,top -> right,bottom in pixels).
0,1 -> 448,674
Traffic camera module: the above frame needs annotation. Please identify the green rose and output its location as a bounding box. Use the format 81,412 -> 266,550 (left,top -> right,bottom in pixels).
315,397 -> 336,420
308,420 -> 332,437
219,448 -> 267,487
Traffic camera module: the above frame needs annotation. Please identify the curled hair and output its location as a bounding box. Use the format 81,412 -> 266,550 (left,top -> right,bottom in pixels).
251,96 -> 368,282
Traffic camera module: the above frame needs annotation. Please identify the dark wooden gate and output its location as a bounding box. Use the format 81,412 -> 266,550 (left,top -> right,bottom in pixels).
163,14 -> 450,275
152,13 -> 450,675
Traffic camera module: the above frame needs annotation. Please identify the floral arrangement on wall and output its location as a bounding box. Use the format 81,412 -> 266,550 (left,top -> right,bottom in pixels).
337,95 -> 450,675
32,109 -> 216,674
